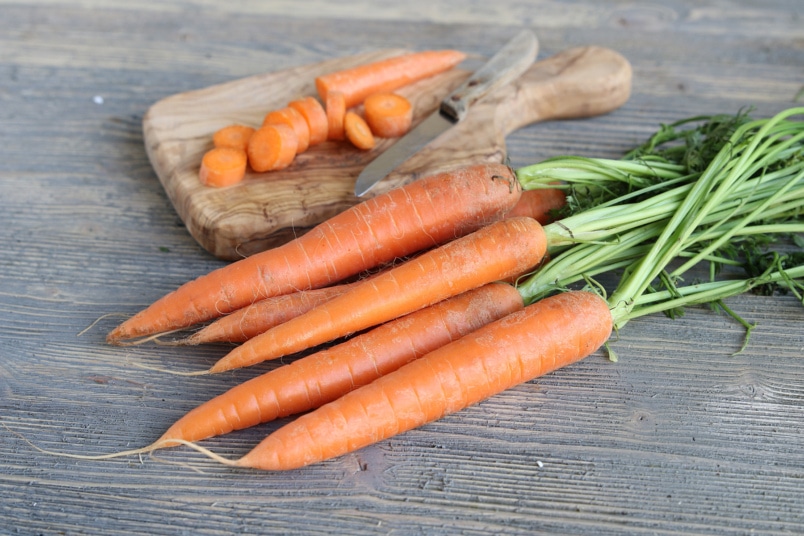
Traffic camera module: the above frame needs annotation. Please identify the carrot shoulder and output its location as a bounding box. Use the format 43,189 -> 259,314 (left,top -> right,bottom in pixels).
236,290 -> 613,471
315,49 -> 466,108
210,216 -> 546,372
107,162 -> 522,343
504,188 -> 567,224
157,283 -> 524,445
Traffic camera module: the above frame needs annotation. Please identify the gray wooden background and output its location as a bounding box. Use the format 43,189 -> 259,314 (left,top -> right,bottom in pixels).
1,1 -> 802,534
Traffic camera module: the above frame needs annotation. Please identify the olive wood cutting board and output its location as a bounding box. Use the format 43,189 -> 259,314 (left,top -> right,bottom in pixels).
143,46 -> 632,260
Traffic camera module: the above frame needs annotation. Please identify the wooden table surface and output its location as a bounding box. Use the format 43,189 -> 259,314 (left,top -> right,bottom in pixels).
1,1 -> 802,534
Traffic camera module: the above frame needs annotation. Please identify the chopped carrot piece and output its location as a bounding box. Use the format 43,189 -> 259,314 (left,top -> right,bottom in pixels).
247,124 -> 298,172
315,49 -> 467,108
289,97 -> 329,146
344,111 -> 375,150
364,93 -> 413,138
326,90 -> 347,141
199,147 -> 248,188
263,107 -> 310,154
212,124 -> 255,152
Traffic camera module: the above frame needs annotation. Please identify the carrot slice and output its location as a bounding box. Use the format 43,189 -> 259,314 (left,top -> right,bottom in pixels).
247,124 -> 298,172
315,49 -> 466,108
263,107 -> 310,154
289,97 -> 328,146
199,147 -> 248,188
326,90 -> 346,141
364,93 -> 413,138
344,111 -> 375,150
212,124 -> 255,152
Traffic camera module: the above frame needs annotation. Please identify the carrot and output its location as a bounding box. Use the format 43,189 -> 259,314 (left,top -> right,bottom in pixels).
363,93 -> 413,138
344,111 -> 375,150
315,49 -> 466,109
325,90 -> 346,141
179,284 -> 357,345
504,188 -> 567,224
234,290 -> 612,471
157,283 -> 524,445
247,123 -> 298,172
198,147 -> 248,188
263,107 -> 310,154
107,162 -> 522,343
209,216 -> 547,373
212,124 -> 255,152
288,97 -> 329,146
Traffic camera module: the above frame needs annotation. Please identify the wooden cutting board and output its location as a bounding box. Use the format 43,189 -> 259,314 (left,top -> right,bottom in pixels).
143,46 -> 632,260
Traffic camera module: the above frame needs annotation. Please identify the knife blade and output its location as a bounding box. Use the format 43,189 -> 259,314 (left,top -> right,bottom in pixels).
354,29 -> 538,197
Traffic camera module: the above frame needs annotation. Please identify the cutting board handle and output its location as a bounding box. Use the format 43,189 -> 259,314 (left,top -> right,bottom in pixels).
497,45 -> 633,135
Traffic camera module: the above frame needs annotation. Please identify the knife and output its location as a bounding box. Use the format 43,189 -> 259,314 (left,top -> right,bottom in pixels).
354,30 -> 539,197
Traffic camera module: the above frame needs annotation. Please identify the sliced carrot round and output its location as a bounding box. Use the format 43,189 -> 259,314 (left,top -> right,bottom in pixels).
344,111 -> 375,150
247,124 -> 298,172
199,147 -> 248,188
212,124 -> 255,152
364,93 -> 413,138
263,107 -> 310,154
326,90 -> 346,141
289,97 -> 329,146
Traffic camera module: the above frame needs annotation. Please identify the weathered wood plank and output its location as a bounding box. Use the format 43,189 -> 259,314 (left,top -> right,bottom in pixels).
1,1 -> 802,535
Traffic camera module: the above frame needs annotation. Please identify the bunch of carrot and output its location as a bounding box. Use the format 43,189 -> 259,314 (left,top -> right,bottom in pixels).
199,49 -> 466,187
39,108 -> 801,472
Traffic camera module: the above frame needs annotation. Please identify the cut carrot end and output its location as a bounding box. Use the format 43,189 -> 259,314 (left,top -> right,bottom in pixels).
289,97 -> 329,146
199,147 -> 248,187
263,107 -> 310,154
247,124 -> 298,172
326,90 -> 346,141
364,93 -> 413,138
212,124 -> 255,152
344,111 -> 375,150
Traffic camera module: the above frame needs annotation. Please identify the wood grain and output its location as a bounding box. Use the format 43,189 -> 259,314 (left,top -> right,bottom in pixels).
0,1 -> 802,535
145,45 -> 631,260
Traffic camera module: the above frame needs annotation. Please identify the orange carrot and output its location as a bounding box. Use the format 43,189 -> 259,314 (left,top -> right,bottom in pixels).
198,147 -> 248,188
263,107 -> 310,154
107,163 -> 522,343
182,283 -> 358,345
325,90 -> 346,141
315,49 -> 466,109
247,123 -> 298,172
209,216 -> 547,373
344,111 -> 375,150
364,93 -> 413,138
157,283 -> 524,445
504,188 -> 567,224
288,97 -> 329,146
212,124 -> 255,152
235,290 -> 612,470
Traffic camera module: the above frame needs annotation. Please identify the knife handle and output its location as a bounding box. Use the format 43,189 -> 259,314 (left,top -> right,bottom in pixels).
440,30 -> 539,122
495,45 -> 633,134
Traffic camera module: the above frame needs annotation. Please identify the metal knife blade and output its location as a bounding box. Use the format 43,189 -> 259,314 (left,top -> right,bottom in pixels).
354,29 -> 538,197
